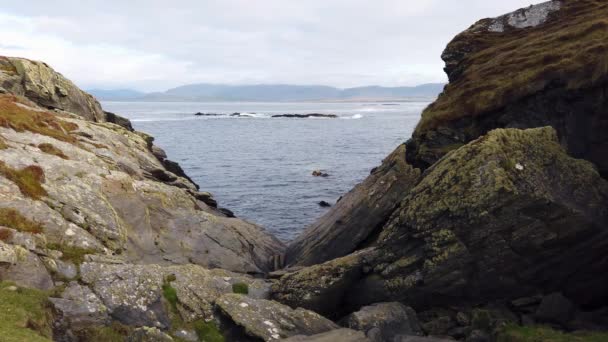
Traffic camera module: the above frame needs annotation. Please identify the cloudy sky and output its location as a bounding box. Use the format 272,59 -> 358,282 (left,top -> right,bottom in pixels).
0,1 -> 536,91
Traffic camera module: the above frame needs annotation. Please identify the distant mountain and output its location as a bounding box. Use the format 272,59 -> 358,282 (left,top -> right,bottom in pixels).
89,83 -> 445,102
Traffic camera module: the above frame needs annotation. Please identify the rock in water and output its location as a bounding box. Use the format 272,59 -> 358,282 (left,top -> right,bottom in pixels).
275,127 -> 608,315
272,113 -> 338,118
318,201 -> 331,208
288,145 -> 420,266
312,170 -> 330,177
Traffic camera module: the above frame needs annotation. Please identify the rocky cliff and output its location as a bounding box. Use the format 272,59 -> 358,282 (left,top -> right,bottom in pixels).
278,1 -> 608,341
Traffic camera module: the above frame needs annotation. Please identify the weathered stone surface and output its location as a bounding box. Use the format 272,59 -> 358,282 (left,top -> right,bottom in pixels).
50,282 -> 110,331
535,292 -> 574,326
80,262 -> 271,326
105,111 -> 134,131
282,328 -> 369,342
0,56 -> 105,121
128,326 -> 174,342
341,302 -> 422,341
274,127 -> 608,315
217,293 -> 339,341
409,0 -> 608,177
0,244 -> 53,290
0,95 -> 284,274
287,145 -> 420,266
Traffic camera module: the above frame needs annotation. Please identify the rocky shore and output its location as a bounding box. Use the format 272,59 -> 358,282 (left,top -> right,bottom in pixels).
0,1 -> 607,341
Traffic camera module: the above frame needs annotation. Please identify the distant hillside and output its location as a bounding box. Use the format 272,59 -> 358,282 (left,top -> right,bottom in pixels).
89,83 -> 444,102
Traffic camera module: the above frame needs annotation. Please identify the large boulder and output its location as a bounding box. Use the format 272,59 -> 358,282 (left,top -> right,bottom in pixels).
216,293 -> 339,340
282,328 -> 369,342
286,145 -> 420,266
406,0 -> 608,178
0,56 -> 105,122
340,302 -> 423,341
273,127 -> 608,314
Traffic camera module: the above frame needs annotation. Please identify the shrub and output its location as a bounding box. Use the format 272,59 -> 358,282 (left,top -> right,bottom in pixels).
0,161 -> 47,200
0,208 -> 43,234
37,143 -> 68,159
232,282 -> 249,295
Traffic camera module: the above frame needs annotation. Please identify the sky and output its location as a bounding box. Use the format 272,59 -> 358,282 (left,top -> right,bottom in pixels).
0,1 -> 538,91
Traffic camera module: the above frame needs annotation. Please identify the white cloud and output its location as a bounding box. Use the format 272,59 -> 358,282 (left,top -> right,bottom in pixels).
0,1 -> 539,91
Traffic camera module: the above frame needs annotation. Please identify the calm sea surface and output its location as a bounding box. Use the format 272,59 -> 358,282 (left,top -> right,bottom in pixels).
101,101 -> 430,241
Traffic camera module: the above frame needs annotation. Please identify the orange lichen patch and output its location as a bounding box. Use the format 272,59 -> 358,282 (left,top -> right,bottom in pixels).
0,208 -> 43,234
0,161 -> 47,200
0,228 -> 13,241
416,0 -> 608,133
0,94 -> 79,144
37,143 -> 69,159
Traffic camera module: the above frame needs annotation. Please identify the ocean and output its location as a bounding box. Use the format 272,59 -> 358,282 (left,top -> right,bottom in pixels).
101,100 -> 430,241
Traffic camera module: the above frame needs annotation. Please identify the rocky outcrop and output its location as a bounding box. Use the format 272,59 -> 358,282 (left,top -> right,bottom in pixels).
0,56 -> 105,122
340,302 -> 423,341
286,145 -> 420,266
406,0 -> 608,177
276,127 -> 608,317
282,328 -> 369,342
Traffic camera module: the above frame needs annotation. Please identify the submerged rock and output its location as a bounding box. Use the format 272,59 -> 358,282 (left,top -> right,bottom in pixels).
317,201 -> 331,208
272,113 -> 338,118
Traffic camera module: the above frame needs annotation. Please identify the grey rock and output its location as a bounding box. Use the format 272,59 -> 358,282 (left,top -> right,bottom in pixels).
488,1 -> 561,32
466,330 -> 489,342
172,329 -> 198,342
151,145 -> 167,161
50,282 -> 110,331
128,326 -> 174,342
535,292 -> 574,326
341,302 -> 422,342
0,244 -> 53,290
422,317 -> 455,336
282,328 -> 370,342
105,111 -> 134,131
395,337 -> 454,342
217,293 -> 339,341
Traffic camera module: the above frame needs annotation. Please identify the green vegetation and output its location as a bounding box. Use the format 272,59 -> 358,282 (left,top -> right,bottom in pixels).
416,0 -> 608,133
38,143 -> 69,159
162,277 -> 178,311
0,94 -> 79,144
232,282 -> 249,295
0,161 -> 47,200
0,282 -> 53,342
193,320 -> 225,342
498,324 -> 608,342
46,243 -> 95,264
74,322 -> 133,342
0,208 -> 43,234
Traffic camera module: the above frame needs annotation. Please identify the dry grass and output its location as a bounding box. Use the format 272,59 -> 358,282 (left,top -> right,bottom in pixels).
416,0 -> 608,133
0,161 -> 47,200
0,208 -> 43,234
0,95 -> 79,144
37,143 -> 68,159
0,136 -> 7,149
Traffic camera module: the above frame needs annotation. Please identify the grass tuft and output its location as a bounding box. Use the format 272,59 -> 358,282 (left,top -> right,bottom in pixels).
37,143 -> 68,159
232,282 -> 249,295
193,320 -> 225,342
46,243 -> 95,265
0,281 -> 53,342
497,324 -> 608,342
0,161 -> 47,200
162,281 -> 178,311
0,208 -> 43,234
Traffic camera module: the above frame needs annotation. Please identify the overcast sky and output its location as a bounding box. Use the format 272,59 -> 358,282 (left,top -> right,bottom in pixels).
0,1 -> 537,91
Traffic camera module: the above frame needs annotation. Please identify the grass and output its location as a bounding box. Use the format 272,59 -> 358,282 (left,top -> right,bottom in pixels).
0,161 -> 47,200
416,0 -> 608,134
498,325 -> 608,342
162,277 -> 178,311
38,143 -> 68,159
0,208 -> 43,234
0,282 -> 53,342
232,282 -> 249,295
74,322 -> 132,342
0,94 -> 79,144
46,243 -> 95,265
193,320 -> 225,342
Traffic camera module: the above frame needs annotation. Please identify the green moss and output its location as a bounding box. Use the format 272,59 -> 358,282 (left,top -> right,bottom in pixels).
162,282 -> 178,311
193,320 -> 225,342
497,324 -> 608,342
46,243 -> 95,265
232,282 -> 249,295
415,0 -> 608,133
0,161 -> 47,200
0,208 -> 44,234
38,143 -> 69,159
0,282 -> 53,342
75,322 -> 133,342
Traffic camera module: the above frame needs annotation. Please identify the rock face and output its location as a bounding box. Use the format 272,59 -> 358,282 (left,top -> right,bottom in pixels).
216,293 -> 339,340
287,145 -> 420,266
406,0 -> 608,177
276,128 -> 608,315
0,56 -> 105,122
340,302 -> 422,341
